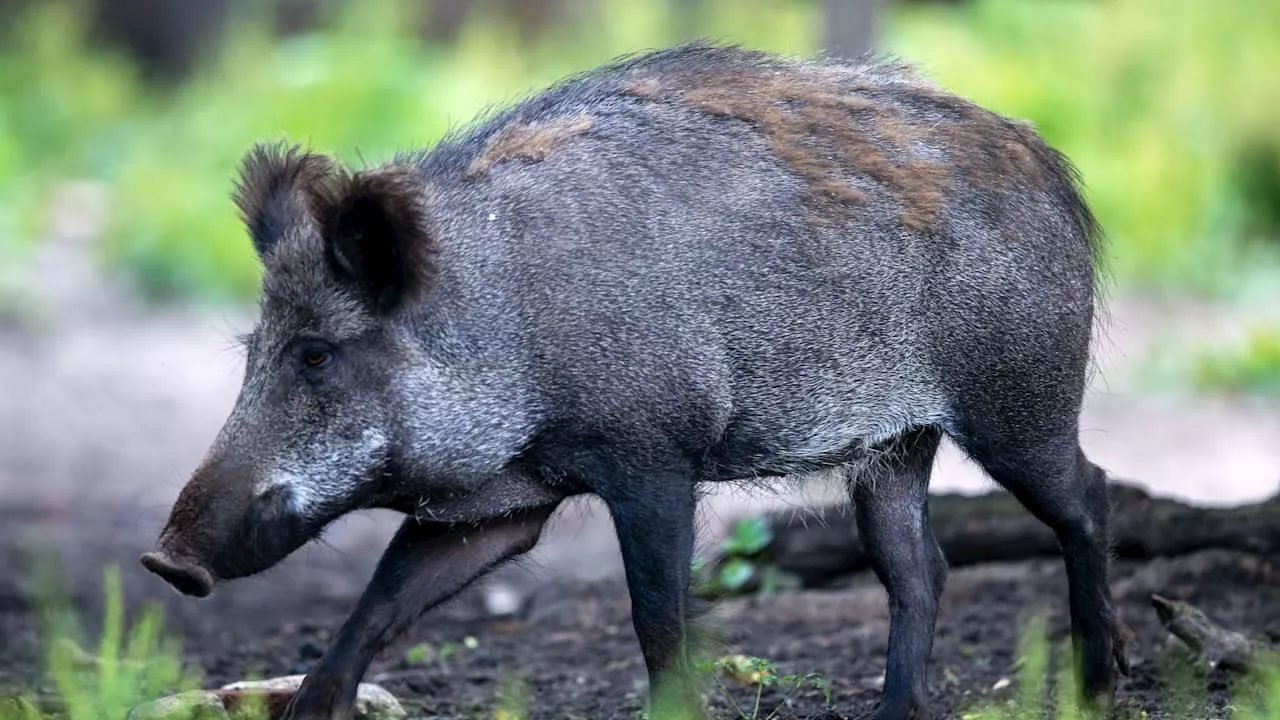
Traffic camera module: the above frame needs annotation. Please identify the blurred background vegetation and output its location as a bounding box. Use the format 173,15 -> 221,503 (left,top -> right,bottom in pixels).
0,0 -> 1277,388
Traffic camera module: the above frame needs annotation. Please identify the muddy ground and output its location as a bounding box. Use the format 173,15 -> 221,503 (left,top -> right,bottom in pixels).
1,241 -> 1279,718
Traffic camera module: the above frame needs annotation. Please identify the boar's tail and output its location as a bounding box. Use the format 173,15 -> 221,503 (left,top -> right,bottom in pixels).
1022,127 -> 1114,374
1025,129 -> 1110,296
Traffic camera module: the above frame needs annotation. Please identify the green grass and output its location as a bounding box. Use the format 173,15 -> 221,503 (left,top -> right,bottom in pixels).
955,612 -> 1280,720
1,562 -> 204,720
0,0 -> 1277,308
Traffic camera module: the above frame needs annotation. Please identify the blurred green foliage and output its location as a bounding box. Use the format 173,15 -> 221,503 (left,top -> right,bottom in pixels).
0,0 -> 1277,304
0,562 -> 205,720
889,0 -> 1280,296
1192,324 -> 1280,396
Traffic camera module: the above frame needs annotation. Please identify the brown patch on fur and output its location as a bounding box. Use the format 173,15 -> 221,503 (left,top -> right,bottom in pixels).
622,76 -> 663,99
621,66 -> 1049,231
911,86 -> 1054,192
467,114 -> 594,176
232,141 -> 341,255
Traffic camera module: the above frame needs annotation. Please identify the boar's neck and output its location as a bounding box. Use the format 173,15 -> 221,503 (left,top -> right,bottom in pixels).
381,463 -> 566,524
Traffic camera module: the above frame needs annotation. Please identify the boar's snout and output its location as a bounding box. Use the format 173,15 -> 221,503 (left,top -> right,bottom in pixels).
142,447 -> 328,597
140,547 -> 215,598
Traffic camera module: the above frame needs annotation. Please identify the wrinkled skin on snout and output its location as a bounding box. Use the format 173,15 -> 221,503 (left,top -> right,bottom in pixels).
142,330 -> 399,597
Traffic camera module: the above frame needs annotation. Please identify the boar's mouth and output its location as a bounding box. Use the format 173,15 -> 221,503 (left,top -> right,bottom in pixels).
140,549 -> 216,598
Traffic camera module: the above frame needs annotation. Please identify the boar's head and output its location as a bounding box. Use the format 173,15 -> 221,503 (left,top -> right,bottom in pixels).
141,142 -> 446,597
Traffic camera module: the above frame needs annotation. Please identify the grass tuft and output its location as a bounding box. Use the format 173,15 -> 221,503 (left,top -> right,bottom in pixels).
1,557 -> 205,720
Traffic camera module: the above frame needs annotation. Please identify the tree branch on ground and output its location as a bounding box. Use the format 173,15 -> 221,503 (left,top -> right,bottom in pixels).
714,481 -> 1280,590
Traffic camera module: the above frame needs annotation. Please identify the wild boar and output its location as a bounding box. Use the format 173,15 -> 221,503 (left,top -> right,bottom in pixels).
141,41 -> 1128,720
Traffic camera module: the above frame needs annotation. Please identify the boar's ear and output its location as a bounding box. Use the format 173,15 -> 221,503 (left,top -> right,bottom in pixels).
232,141 -> 339,259
316,165 -> 438,314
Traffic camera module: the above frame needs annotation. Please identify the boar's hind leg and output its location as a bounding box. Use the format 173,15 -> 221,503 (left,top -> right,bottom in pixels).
950,422 -> 1127,707
848,426 -> 946,720
599,463 -> 707,720
282,507 -> 555,720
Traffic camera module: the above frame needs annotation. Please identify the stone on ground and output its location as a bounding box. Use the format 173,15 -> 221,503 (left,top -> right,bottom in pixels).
126,676 -> 405,719
220,675 -> 406,719
126,691 -> 229,720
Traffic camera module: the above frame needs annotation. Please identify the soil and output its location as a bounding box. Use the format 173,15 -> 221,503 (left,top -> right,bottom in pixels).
3,506 -> 1280,720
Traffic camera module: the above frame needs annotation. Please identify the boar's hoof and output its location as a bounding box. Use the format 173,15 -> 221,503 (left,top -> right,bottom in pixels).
141,551 -> 215,598
862,701 -> 929,720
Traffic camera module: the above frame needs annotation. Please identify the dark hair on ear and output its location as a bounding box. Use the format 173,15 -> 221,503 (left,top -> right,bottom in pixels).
313,164 -> 439,314
231,141 -> 339,258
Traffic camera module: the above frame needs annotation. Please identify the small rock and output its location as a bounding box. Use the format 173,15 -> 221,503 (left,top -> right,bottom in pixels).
991,677 -> 1012,692
863,672 -> 885,691
483,582 -> 526,618
219,675 -> 406,719
127,691 -> 228,720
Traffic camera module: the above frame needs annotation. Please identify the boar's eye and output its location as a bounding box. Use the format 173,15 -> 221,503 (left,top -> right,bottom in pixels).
297,343 -> 335,371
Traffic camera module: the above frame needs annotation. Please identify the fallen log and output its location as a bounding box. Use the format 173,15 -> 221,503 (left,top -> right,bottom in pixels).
731,481 -> 1280,588
1151,594 -> 1266,673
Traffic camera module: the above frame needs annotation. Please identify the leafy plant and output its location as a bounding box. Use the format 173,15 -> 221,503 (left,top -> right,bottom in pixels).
698,654 -> 831,720
403,634 -> 480,669
693,516 -> 797,598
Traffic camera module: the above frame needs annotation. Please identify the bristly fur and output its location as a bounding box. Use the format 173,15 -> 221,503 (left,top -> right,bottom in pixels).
231,140 -> 339,258
311,163 -> 440,314
400,39 -> 1106,296
618,48 -> 1098,244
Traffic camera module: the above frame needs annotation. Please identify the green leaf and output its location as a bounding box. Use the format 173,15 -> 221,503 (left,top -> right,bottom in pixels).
720,517 -> 773,557
404,643 -> 433,665
717,558 -> 756,592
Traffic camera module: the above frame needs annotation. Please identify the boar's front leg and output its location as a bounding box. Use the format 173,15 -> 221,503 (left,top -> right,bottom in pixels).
283,506 -> 556,720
